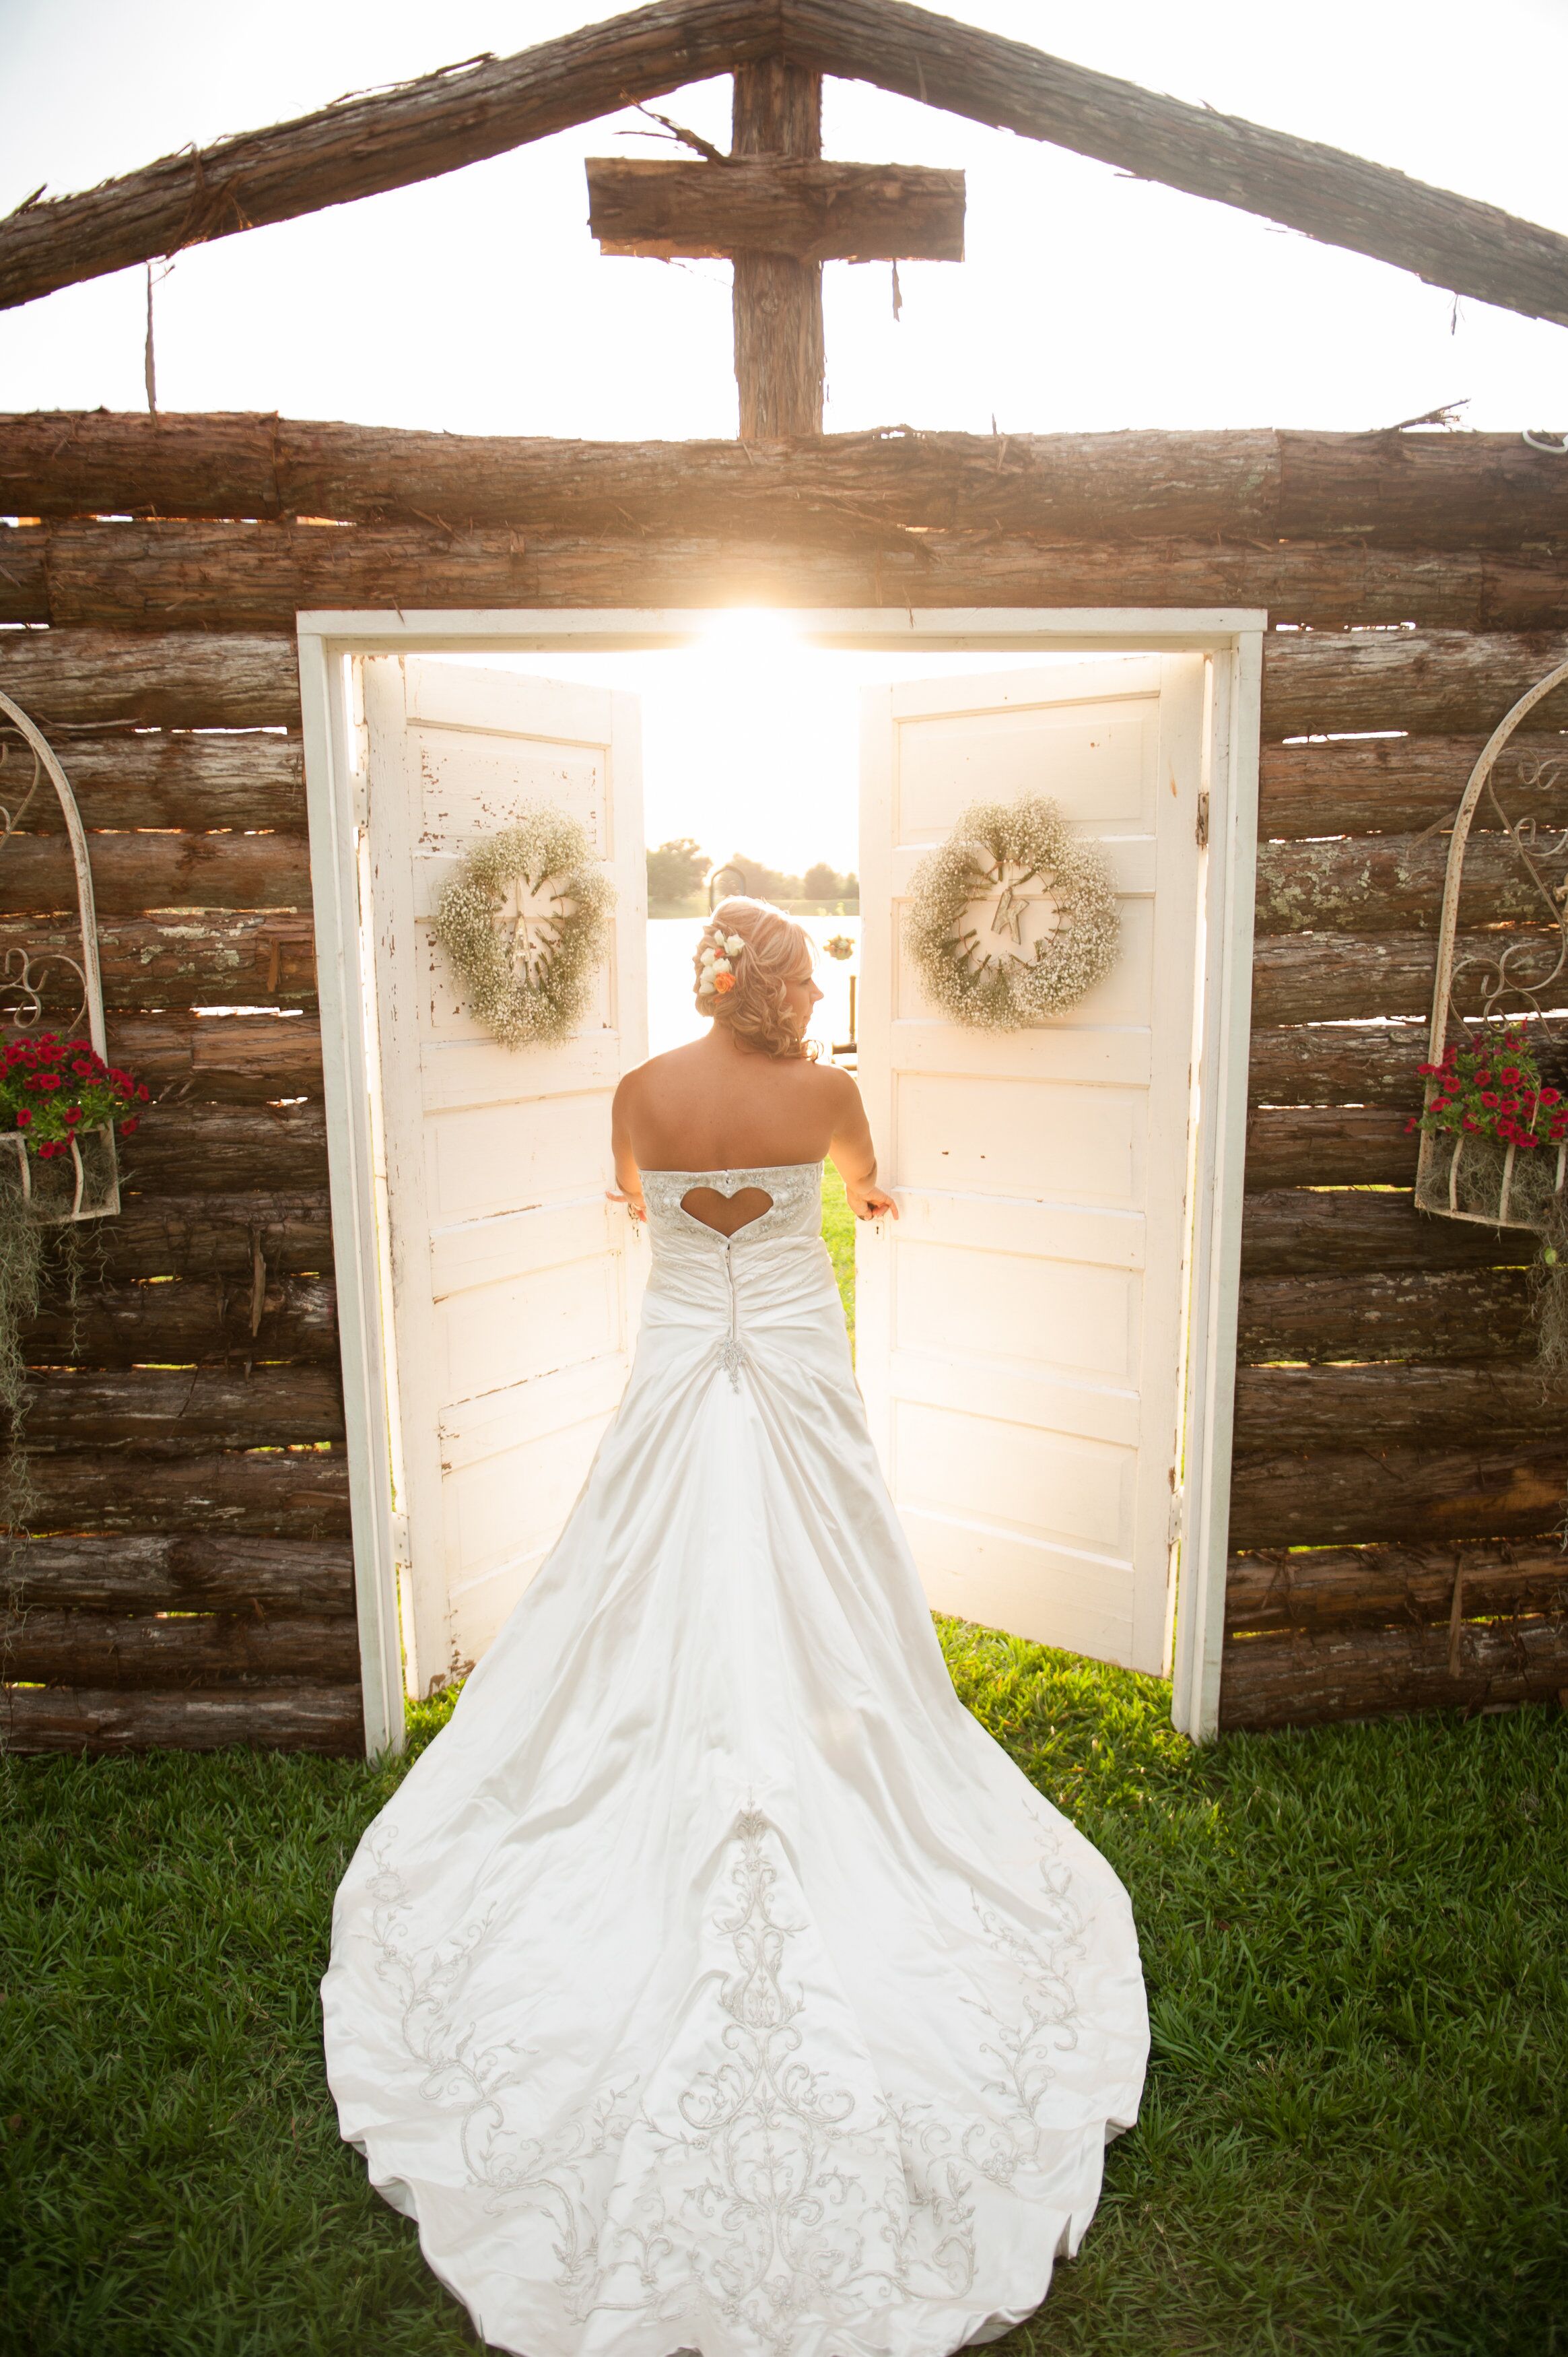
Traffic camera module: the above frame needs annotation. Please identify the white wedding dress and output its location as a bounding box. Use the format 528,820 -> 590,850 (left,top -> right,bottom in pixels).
322,1164 -> 1148,2357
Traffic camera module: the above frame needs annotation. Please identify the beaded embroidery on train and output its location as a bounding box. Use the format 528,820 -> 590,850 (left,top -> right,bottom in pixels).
323,1160 -> 1148,2357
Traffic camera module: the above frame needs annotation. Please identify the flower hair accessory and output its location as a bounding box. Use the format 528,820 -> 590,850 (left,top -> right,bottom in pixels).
697,923 -> 747,1001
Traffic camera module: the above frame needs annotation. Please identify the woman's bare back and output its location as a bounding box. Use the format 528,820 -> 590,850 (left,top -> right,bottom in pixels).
611,1030 -> 896,1229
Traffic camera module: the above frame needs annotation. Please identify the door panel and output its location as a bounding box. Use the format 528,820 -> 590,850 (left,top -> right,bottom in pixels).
362,656 -> 646,1691
858,655 -> 1206,1674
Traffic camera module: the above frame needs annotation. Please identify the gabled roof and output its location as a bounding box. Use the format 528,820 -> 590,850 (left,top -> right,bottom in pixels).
2,0 -> 1564,329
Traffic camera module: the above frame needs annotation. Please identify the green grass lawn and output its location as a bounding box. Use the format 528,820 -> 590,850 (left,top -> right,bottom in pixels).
1,1178 -> 1565,2354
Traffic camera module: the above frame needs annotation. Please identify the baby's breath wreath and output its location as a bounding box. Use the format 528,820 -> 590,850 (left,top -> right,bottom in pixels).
906,795 -> 1120,1030
432,809 -> 615,1048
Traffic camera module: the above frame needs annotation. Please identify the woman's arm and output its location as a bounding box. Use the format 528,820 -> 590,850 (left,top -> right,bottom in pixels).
608,1075 -> 646,1221
826,1071 -> 899,1220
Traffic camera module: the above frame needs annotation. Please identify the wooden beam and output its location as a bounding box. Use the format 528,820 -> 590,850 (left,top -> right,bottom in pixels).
1225,1536 -> 1568,1638
1228,1440 -> 1565,1550
9,418 -> 1568,551
1250,927 -> 1561,1027
1219,1614 -> 1568,1731
780,0 -> 1568,330
4,1533 -> 353,1613
586,156 -> 964,260
1,0 -> 1564,335
9,517 -> 1568,634
1233,1365 -> 1568,1452
1237,1267 -> 1532,1366
1262,630 -> 1568,739
1242,1106 -> 1415,1190
732,58 -> 823,438
0,0 -> 769,310
0,1684 -> 362,1754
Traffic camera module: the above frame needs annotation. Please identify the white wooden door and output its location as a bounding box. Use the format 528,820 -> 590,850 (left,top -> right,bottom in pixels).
857,656 -> 1207,1675
360,657 -> 646,1692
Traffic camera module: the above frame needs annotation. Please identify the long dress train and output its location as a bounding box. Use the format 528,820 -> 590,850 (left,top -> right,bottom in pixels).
322,1163 -> 1148,2357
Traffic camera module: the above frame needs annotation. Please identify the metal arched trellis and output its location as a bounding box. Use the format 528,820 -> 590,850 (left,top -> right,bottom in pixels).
0,691 -> 119,1222
1414,657 -> 1568,1231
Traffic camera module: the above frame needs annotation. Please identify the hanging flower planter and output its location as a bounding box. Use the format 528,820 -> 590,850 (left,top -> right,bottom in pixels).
1414,653 -> 1568,1237
1412,1020 -> 1568,1230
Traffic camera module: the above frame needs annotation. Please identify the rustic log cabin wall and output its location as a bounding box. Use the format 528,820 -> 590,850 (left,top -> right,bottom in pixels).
2,411 -> 1567,1751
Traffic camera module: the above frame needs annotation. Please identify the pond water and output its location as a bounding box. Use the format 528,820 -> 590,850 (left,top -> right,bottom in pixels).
646,915 -> 861,1061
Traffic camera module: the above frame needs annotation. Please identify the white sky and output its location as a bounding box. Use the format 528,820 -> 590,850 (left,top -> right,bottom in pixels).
5,0 -> 1567,867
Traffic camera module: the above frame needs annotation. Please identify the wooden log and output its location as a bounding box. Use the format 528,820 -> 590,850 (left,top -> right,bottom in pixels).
1244,1106 -> 1417,1189
105,1013 -> 322,1104
1262,630 -> 1568,740
1248,1022 -> 1425,1108
1249,929 -> 1561,1027
1225,1537 -> 1568,1637
0,628 -> 298,729
13,1448 -> 349,1538
0,725 -> 304,836
1253,831 -> 1550,937
586,157 -> 965,261
1241,1187 -> 1528,1275
11,417 -> 1568,552
1237,1267 -> 1532,1364
0,1682 -> 362,1754
1219,1614 -> 1568,1730
0,828 -> 310,917
1259,732 -> 1568,841
1228,1441 -> 1565,1550
18,520 -> 1568,632
1233,1362 -> 1566,1450
2,1608 -> 360,1688
784,0 -> 1568,331
732,58 -> 824,440
3,1532 -> 353,1613
5,0 -> 1567,331
0,0 -> 766,309
3,413 -> 1271,533
89,1193 -> 333,1280
0,912 -> 318,1013
120,1104 -> 327,1193
16,1366 -> 344,1450
20,1273 -> 336,1367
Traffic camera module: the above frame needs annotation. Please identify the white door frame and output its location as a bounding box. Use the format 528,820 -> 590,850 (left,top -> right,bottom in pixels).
299,607 -> 1264,1755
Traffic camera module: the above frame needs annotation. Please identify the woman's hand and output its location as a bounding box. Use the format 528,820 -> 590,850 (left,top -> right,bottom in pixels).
606,1187 -> 646,1224
847,1181 -> 899,1222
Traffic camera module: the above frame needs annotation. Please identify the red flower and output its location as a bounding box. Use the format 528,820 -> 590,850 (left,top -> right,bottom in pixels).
1431,1095 -> 1452,1110
63,1106 -> 81,1126
71,1058 -> 93,1077
1553,1119 -> 1568,1139
118,1117 -> 139,1137
1462,1117 -> 1480,1133
1480,1092 -> 1499,1108
135,1083 -> 150,1102
14,1110 -> 31,1129
1541,1088 -> 1561,1106
1405,1116 -> 1419,1133
1499,1065 -> 1521,1084
37,1074 -> 60,1092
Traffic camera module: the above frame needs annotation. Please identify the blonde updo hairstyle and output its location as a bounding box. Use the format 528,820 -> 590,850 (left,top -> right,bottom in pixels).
693,896 -> 817,1060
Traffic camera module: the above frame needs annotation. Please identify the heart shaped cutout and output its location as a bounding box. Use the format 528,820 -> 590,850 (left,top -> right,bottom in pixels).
681,1185 -> 774,1237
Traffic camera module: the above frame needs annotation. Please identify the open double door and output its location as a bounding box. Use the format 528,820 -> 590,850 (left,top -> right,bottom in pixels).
350,645 -> 1215,1710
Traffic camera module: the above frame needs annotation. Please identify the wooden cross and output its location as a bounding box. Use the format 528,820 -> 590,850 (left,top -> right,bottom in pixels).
586,60 -> 964,438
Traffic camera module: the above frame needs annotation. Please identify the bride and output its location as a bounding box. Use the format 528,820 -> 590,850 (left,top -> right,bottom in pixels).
322,898 -> 1148,2357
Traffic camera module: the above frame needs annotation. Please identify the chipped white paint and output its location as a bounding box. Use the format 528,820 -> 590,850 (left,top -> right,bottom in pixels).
856,656 -> 1207,1680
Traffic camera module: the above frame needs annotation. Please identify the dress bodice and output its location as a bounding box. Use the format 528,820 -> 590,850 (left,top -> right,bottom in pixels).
640,1162 -> 824,1250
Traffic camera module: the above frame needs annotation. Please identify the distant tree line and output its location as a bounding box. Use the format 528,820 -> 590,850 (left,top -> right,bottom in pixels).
646,841 -> 858,914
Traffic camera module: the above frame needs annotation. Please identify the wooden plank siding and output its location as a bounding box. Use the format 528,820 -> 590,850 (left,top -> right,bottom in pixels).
3,416 -> 1567,1747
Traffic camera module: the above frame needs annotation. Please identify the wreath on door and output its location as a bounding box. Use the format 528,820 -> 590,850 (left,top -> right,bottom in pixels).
432,807 -> 615,1047
906,795 -> 1120,1029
